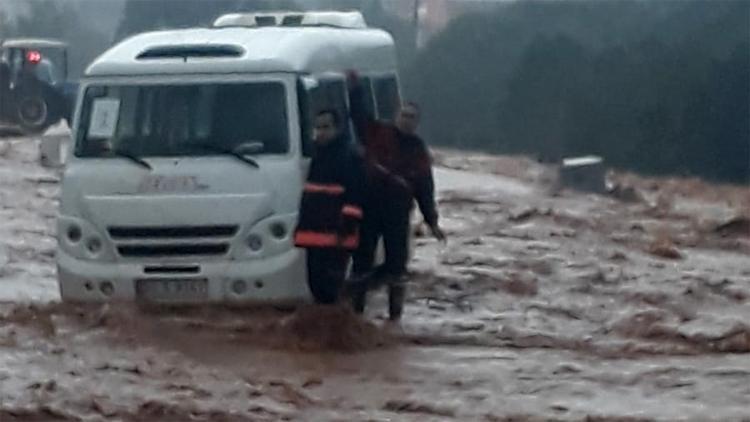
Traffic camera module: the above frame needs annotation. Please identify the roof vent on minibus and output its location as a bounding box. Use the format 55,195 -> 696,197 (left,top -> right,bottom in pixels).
136,44 -> 244,60
255,15 -> 277,26
213,11 -> 367,29
252,14 -> 305,26
281,15 -> 304,26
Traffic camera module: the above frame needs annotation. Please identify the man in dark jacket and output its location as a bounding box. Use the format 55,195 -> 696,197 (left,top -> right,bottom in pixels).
347,72 -> 446,321
294,109 -> 366,304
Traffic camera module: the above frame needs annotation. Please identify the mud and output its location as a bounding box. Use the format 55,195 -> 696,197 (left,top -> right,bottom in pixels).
1,129 -> 749,421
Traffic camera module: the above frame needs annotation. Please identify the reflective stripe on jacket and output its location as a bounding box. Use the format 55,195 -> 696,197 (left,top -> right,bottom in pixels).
294,182 -> 363,250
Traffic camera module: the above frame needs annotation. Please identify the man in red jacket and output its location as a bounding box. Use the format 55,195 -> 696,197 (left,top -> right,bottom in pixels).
347,71 -> 445,321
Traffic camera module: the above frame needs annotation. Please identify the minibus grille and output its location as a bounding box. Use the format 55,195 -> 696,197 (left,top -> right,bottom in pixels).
118,244 -> 229,258
108,225 -> 238,239
108,225 -> 237,258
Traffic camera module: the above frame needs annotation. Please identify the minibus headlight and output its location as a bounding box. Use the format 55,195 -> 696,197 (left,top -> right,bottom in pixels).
67,224 -> 82,243
270,222 -> 287,240
86,237 -> 103,254
235,214 -> 297,259
58,216 -> 113,261
246,234 -> 263,252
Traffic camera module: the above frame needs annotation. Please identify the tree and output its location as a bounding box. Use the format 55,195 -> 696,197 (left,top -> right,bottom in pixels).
678,41 -> 750,182
501,35 -> 591,161
404,0 -> 750,183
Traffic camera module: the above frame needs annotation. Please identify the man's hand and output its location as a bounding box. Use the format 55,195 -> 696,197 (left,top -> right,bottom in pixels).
429,224 -> 447,243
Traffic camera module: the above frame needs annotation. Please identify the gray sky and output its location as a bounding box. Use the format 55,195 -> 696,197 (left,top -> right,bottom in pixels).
1,0 -> 125,32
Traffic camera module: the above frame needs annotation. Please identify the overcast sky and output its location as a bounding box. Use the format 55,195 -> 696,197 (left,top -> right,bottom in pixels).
1,0 -> 126,34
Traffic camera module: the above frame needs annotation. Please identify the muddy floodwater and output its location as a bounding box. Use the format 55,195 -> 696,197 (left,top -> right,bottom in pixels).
1,128 -> 749,421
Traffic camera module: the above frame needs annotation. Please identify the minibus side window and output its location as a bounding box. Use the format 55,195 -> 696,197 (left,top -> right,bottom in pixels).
301,77 -> 352,150
358,76 -> 376,120
373,75 -> 401,122
320,79 -> 350,136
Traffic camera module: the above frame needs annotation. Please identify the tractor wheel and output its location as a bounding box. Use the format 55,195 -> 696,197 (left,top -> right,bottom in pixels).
16,95 -> 51,135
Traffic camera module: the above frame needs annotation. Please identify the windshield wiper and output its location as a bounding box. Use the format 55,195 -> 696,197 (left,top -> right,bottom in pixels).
189,143 -> 260,168
112,149 -> 152,170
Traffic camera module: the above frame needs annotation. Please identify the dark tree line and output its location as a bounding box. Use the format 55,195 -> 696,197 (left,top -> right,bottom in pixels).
405,0 -> 749,183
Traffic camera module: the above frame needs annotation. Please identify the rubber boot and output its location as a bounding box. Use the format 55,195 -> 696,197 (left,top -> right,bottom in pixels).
351,283 -> 368,314
388,281 -> 406,321
347,274 -> 369,314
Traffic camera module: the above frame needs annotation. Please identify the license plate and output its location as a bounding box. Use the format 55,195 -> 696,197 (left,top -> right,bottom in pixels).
136,279 -> 208,303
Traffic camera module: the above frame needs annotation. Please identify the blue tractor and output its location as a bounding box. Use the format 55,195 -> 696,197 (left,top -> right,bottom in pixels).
0,38 -> 78,135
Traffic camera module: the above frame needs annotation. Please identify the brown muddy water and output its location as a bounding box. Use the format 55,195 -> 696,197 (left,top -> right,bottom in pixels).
1,130 -> 749,421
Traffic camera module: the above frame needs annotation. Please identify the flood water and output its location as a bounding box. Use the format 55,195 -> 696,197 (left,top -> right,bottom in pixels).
1,129 -> 749,421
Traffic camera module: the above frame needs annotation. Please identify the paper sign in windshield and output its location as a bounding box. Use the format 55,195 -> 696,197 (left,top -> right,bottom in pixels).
88,98 -> 121,139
